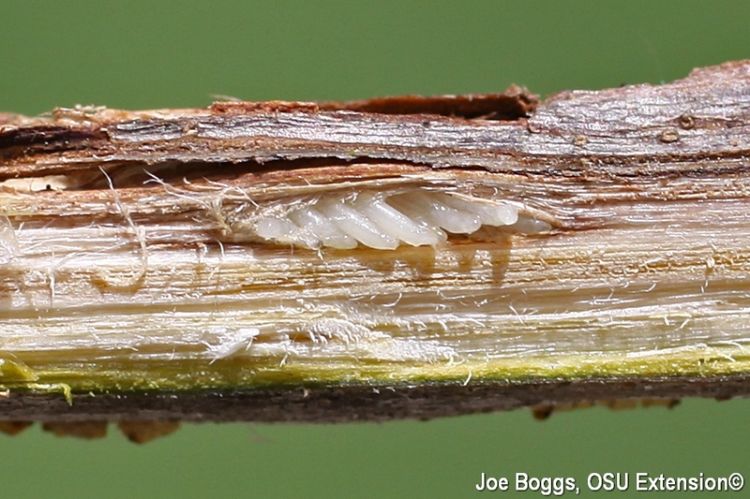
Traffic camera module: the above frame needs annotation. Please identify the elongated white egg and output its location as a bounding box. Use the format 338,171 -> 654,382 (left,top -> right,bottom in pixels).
289,206 -> 358,249
439,193 -> 518,226
354,193 -> 441,246
401,192 -> 481,234
317,199 -> 399,250
254,216 -> 321,248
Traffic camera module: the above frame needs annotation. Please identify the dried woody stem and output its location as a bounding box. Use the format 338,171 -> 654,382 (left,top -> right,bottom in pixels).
1,61 -> 750,431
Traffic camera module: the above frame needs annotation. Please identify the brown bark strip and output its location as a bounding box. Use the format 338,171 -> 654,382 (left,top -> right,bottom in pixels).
1,60 -> 749,178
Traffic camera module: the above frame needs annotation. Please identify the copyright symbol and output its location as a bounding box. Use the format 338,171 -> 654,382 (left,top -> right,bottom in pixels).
729,473 -> 744,491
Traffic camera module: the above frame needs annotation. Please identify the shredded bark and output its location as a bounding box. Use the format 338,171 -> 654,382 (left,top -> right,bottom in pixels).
1,60 -> 750,424
2,60 -> 749,180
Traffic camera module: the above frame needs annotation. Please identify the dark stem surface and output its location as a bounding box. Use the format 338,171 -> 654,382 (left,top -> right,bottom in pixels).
0,375 -> 747,423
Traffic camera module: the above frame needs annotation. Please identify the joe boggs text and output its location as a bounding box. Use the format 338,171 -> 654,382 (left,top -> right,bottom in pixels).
473,471 -> 744,495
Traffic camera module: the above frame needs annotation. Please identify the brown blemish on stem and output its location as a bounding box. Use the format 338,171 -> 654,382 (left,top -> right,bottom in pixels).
531,398 -> 681,420
0,420 -> 33,436
118,420 -> 181,444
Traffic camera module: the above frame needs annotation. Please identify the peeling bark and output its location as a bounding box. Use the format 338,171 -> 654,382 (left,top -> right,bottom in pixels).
1,61 -> 750,424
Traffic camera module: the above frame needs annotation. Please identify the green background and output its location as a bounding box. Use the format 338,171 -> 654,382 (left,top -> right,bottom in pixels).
1,1 -> 749,497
